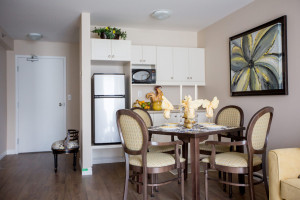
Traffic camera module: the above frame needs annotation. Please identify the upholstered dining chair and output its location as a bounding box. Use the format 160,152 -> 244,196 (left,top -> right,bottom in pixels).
131,107 -> 175,153
199,105 -> 244,155
51,129 -> 79,173
117,109 -> 185,200
199,105 -> 244,191
201,107 -> 274,200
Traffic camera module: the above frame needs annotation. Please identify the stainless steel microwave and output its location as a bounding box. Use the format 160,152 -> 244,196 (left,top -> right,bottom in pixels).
132,69 -> 156,84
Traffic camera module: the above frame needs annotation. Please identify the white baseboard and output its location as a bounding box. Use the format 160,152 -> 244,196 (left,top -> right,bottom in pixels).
82,167 -> 93,175
93,156 -> 125,165
0,151 -> 7,160
6,149 -> 17,155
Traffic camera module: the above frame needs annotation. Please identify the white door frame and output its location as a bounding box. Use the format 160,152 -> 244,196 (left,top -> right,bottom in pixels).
15,55 -> 67,153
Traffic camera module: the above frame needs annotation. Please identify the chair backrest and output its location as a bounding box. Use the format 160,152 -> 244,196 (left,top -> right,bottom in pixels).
131,107 -> 153,127
215,105 -> 244,127
116,109 -> 148,155
246,107 -> 274,154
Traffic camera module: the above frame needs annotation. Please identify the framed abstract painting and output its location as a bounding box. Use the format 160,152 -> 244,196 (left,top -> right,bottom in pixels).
230,16 -> 288,96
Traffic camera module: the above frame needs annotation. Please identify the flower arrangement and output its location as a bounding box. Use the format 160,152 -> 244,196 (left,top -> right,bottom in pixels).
91,26 -> 127,40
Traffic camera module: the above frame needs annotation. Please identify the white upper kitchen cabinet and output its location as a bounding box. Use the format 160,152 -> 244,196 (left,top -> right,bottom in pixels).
156,46 -> 205,85
91,38 -> 131,61
131,45 -> 156,65
188,48 -> 205,84
156,47 -> 174,82
173,47 -> 189,82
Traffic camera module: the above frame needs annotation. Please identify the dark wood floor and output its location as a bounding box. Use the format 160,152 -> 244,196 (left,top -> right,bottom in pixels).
0,152 -> 267,200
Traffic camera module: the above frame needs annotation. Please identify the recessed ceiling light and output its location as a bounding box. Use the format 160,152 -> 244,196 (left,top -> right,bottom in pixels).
27,33 -> 43,41
151,9 -> 171,20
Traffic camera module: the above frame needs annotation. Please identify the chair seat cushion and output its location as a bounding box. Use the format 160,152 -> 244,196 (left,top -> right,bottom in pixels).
201,152 -> 262,167
199,143 -> 230,153
148,145 -> 175,153
51,140 -> 79,150
281,178 -> 300,200
130,153 -> 185,168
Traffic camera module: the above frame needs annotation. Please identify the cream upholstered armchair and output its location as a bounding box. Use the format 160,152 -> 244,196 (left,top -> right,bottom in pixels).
269,148 -> 300,200
116,109 -> 185,200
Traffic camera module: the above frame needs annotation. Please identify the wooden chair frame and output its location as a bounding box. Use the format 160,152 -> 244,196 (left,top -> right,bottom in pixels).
117,109 -> 185,200
51,129 -> 79,173
202,107 -> 274,200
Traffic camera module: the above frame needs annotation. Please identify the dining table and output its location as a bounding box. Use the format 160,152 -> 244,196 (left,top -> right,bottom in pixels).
148,124 -> 245,200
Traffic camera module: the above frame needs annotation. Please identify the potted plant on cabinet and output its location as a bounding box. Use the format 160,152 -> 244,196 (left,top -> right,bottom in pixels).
92,26 -> 127,40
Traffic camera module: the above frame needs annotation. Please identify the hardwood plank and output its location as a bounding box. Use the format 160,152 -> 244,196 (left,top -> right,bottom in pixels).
0,152 -> 267,200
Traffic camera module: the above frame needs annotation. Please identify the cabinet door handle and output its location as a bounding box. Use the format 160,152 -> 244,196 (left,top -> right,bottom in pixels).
171,77 -> 173,79
190,77 -> 192,79
108,55 -> 111,58
143,59 -> 146,62
112,55 -> 115,58
187,77 -> 189,79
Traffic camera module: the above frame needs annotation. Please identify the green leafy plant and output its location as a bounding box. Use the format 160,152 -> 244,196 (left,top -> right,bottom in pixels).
91,26 -> 127,40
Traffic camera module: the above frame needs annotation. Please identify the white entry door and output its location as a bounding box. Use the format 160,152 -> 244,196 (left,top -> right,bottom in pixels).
17,56 -> 66,153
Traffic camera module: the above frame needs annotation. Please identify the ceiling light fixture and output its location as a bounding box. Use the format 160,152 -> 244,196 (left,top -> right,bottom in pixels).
151,9 -> 171,20
27,33 -> 43,41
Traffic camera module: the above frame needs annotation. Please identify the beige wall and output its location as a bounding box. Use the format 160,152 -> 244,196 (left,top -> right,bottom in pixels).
0,44 -> 7,156
6,40 -> 80,153
197,0 -> 300,151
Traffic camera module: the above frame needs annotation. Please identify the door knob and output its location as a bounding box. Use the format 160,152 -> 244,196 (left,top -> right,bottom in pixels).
59,103 -> 63,106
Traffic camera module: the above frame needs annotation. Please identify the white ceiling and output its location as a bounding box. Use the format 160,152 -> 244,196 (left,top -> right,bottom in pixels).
0,0 -> 254,43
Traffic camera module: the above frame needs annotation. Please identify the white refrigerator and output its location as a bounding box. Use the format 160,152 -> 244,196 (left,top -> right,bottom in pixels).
92,73 -> 125,145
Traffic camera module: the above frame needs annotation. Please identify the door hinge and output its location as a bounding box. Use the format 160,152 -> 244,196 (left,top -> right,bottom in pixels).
17,66 -> 19,72
17,138 -> 19,144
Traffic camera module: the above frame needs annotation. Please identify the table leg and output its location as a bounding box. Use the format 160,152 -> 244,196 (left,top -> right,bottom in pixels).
182,141 -> 189,180
190,137 -> 200,200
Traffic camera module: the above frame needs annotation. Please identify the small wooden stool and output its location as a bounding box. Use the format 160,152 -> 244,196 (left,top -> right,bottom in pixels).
51,129 -> 79,173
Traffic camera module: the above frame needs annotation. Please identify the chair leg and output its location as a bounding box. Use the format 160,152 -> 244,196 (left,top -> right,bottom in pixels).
143,167 -> 148,200
73,152 -> 77,171
228,173 -> 232,198
238,174 -> 245,195
154,174 -> 159,192
204,167 -> 208,200
262,153 -> 269,199
53,153 -> 58,173
223,172 -> 226,192
150,174 -> 154,197
181,168 -> 184,200
137,174 -> 142,194
248,170 -> 255,200
123,155 -> 129,200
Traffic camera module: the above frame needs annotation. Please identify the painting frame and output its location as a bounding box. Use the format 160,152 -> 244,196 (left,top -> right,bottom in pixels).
229,15 -> 288,96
